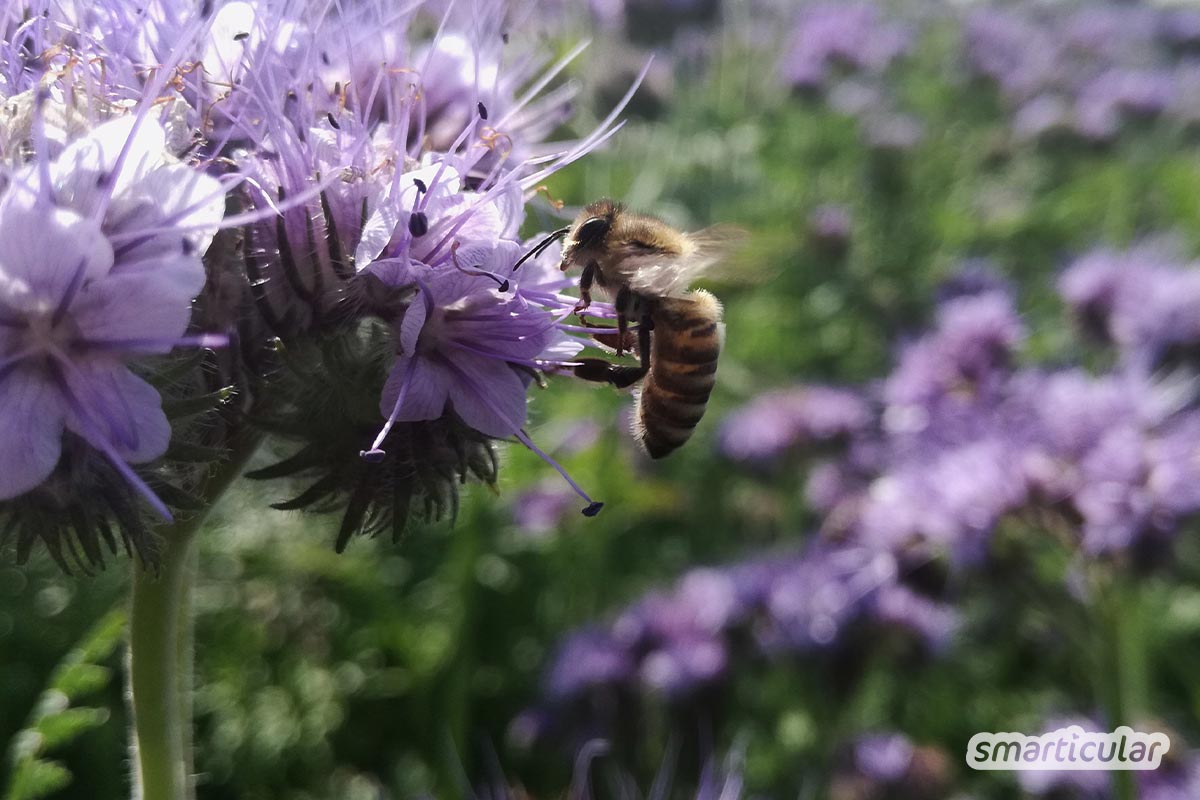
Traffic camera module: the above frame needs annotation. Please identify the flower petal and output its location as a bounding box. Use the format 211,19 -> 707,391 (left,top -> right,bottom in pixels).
379,354 -> 450,423
0,194 -> 114,309
50,117 -> 168,215
441,350 -> 527,437
0,367 -> 67,500
106,162 -> 226,271
63,363 -> 171,463
72,269 -> 198,350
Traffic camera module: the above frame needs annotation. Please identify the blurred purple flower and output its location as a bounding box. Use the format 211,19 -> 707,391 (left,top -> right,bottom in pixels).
807,203 -> 853,250
871,585 -> 960,650
1018,717 -> 1111,797
718,386 -> 871,463
780,2 -> 910,90
1075,68 -> 1178,140
1059,246 -> 1200,372
934,261 -> 1012,305
512,481 -> 578,535
854,732 -> 914,783
545,627 -> 635,702
884,291 -> 1023,412
964,8 -> 1059,102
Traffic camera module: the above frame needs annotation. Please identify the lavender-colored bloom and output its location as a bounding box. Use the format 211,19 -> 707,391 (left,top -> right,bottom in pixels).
934,261 -> 1012,305
1146,412 -> 1200,518
884,291 -> 1023,412
964,8 -> 1059,102
512,481 -> 578,535
374,262 -> 572,438
544,627 -> 635,701
1140,748 -> 1200,800
780,3 -> 909,90
854,732 -> 914,783
807,203 -> 852,249
1159,8 -> 1200,50
0,116 -> 224,515
1075,68 -> 1178,140
762,545 -> 896,652
639,634 -> 727,697
870,584 -> 959,650
1061,6 -> 1159,64
718,386 -> 870,463
1013,93 -> 1074,141
1059,246 -> 1200,372
1017,717 -> 1110,797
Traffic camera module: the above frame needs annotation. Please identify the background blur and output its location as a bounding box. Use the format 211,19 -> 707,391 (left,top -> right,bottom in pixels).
5,0 -> 1200,798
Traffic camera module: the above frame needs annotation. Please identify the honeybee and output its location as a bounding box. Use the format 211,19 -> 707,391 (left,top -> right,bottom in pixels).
517,199 -> 732,458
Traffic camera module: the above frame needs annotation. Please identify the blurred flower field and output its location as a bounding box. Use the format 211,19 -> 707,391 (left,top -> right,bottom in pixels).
4,0 -> 1200,798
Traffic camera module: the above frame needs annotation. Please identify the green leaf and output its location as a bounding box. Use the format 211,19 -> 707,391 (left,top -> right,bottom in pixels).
3,609 -> 125,800
49,664 -> 111,699
33,708 -> 111,751
4,759 -> 72,800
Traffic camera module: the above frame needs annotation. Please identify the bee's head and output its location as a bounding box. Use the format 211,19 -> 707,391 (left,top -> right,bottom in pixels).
561,199 -> 621,270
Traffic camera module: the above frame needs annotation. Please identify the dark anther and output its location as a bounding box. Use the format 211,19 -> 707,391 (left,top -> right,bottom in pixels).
360,448 -> 387,463
583,502 -> 604,517
502,32 -> 510,43
320,51 -> 330,65
327,112 -> 340,130
413,178 -> 428,194
408,211 -> 429,237
233,31 -> 249,41
477,102 -> 489,120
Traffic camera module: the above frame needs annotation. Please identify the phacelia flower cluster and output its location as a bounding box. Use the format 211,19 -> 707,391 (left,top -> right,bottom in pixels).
964,2 -> 1200,141
525,248 -> 1200,749
0,0 -> 638,568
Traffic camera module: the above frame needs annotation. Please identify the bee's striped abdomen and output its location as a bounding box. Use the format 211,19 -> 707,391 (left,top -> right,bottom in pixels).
634,290 -> 723,459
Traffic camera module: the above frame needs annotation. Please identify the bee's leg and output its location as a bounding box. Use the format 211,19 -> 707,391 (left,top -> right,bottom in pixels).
572,311 -> 652,389
614,287 -> 631,357
573,262 -> 596,321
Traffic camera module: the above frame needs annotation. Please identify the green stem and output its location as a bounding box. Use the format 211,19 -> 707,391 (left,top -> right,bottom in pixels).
1094,571 -> 1147,800
129,527 -> 198,800
127,432 -> 263,800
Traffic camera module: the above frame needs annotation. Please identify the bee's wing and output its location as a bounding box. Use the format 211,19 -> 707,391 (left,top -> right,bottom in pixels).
627,225 -> 750,297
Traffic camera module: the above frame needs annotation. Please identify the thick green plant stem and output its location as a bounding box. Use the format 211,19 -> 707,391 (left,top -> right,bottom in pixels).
126,432 -> 264,800
129,527 -> 198,800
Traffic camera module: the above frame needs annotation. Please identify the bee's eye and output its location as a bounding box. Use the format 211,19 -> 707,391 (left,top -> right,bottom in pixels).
575,216 -> 610,247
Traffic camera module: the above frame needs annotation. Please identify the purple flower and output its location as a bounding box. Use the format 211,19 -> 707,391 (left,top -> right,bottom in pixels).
870,584 -> 960,650
1140,747 -> 1200,800
0,116 -> 225,516
718,386 -> 870,463
763,545 -> 896,651
1058,246 -> 1200,372
964,8 -> 1059,102
884,291 -> 1023,412
807,204 -> 852,249
854,732 -> 914,783
1018,717 -> 1110,797
373,263 -> 567,438
544,627 -> 635,701
1075,68 -> 1178,140
512,481 -> 578,535
780,2 -> 910,90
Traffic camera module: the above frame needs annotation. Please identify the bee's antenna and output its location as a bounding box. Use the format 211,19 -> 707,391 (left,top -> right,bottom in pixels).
512,226 -> 570,271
